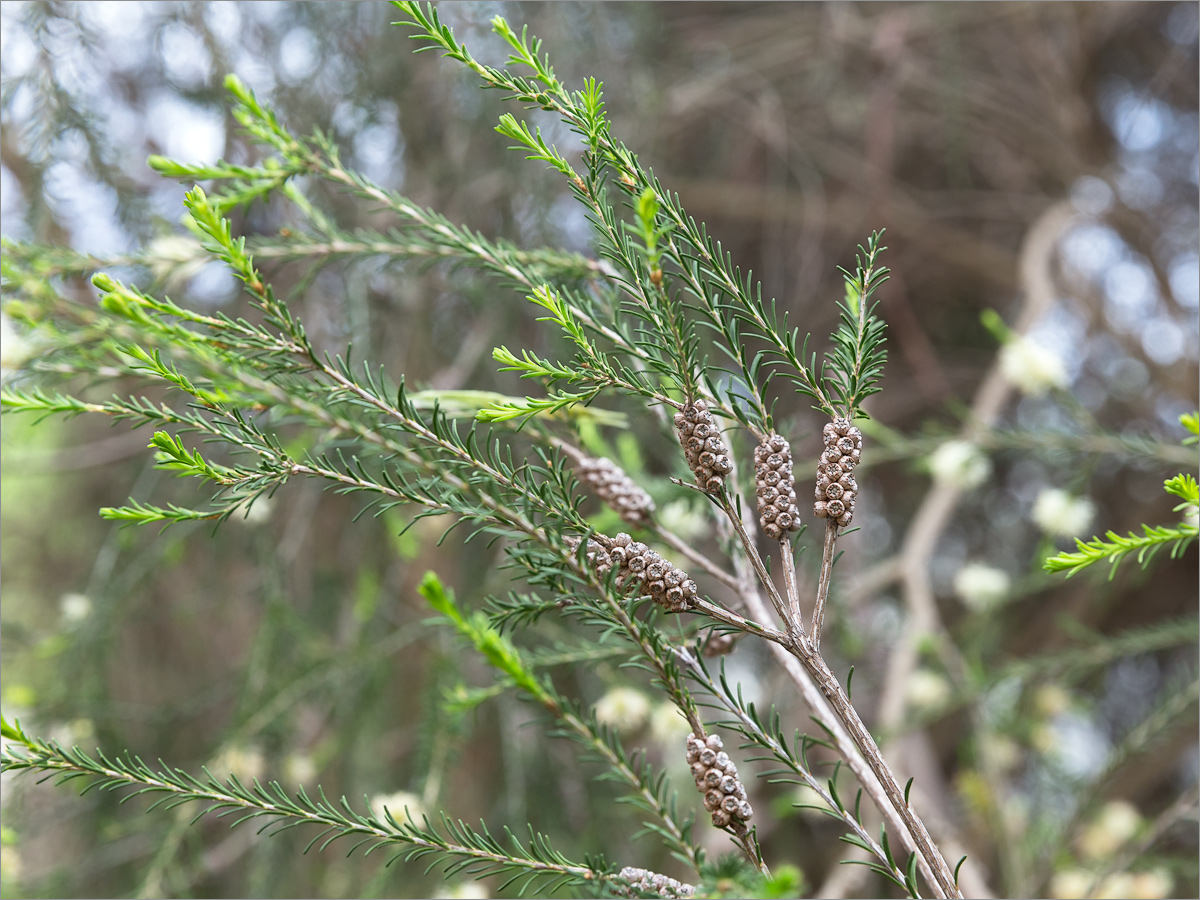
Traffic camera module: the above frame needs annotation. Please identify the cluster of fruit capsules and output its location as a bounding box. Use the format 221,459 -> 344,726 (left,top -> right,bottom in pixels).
574,455 -> 655,528
566,536 -> 614,578
569,534 -> 698,613
754,433 -> 803,540
685,732 -> 753,829
813,417 -> 862,527
616,868 -> 696,899
608,533 -> 698,613
674,401 -> 732,493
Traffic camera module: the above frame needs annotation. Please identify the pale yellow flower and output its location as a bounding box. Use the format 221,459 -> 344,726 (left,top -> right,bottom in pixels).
953,563 -> 1010,611
648,703 -> 690,746
1033,488 -> 1096,538
929,441 -> 991,490
370,790 -> 424,824
1049,868 -> 1091,899
283,752 -> 317,786
433,881 -> 490,899
212,744 -> 266,783
1000,337 -> 1068,395
60,593 -> 93,624
906,670 -> 952,713
1077,800 -> 1141,860
594,687 -> 650,734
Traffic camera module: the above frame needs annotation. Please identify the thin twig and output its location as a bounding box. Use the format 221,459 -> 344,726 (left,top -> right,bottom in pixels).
657,524 -> 742,592
717,490 -> 792,632
778,537 -> 805,634
811,520 -> 839,649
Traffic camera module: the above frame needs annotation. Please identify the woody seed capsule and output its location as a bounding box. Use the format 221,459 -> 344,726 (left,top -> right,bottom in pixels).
754,433 -> 802,541
572,532 -> 700,613
574,455 -> 655,528
685,732 -> 754,829
675,401 -> 731,493
617,867 -> 696,899
814,417 -> 863,527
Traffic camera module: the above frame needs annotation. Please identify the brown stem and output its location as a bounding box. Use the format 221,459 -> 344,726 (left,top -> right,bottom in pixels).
734,582 -> 948,896
717,491 -> 792,630
779,537 -> 805,634
657,524 -> 741,592
811,519 -> 839,649
793,636 -> 962,898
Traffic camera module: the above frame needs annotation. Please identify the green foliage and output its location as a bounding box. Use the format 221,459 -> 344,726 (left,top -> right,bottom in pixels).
1045,414 -> 1199,578
392,0 -> 889,429
0,715 -> 613,896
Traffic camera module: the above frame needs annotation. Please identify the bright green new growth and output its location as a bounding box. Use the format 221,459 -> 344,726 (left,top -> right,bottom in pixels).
394,1 -> 887,432
1044,415 -> 1200,579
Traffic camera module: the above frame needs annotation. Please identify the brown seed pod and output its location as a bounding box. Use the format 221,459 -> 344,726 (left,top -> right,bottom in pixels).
685,733 -> 754,829
754,433 -> 802,540
814,418 -> 863,526
675,401 -> 731,493
617,867 -> 696,899
574,455 -> 655,528
575,532 -> 699,612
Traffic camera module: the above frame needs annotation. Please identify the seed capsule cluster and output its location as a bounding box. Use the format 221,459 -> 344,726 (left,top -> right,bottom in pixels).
616,867 -> 696,899
574,455 -> 655,527
674,401 -> 732,493
568,536 -> 614,578
754,433 -> 802,540
813,417 -> 862,527
569,534 -> 699,613
686,733 -> 753,829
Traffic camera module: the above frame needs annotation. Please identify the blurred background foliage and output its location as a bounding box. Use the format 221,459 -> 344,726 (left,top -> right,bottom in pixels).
0,2 -> 1196,898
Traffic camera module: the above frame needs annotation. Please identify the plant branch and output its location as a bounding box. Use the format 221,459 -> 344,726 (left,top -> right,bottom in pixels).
811,520 -> 839,649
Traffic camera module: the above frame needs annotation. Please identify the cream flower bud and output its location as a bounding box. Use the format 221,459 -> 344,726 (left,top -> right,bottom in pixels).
905,669 -> 952,713
1,312 -> 33,376
594,686 -> 650,734
649,703 -> 691,745
1049,869 -> 1093,900
1000,336 -> 1068,396
1128,868 -> 1173,899
60,592 -> 93,624
433,880 -> 491,899
1077,800 -> 1141,860
370,790 -> 425,824
952,562 -> 1010,611
929,440 -> 991,490
1032,488 -> 1096,538
213,744 -> 265,783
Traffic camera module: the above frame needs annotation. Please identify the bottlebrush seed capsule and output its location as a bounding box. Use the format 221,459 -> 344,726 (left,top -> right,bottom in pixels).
574,455 -> 655,528
617,867 -> 696,899
572,532 -> 699,612
685,733 -> 754,829
814,417 -> 862,527
754,433 -> 802,541
675,401 -> 730,493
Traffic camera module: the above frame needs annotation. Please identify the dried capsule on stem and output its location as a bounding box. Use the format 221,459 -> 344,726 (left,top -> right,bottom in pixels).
813,417 -> 862,528
674,401 -> 732,493
754,433 -> 802,540
574,455 -> 655,527
685,732 -> 753,829
571,533 -> 699,613
616,867 -> 696,899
